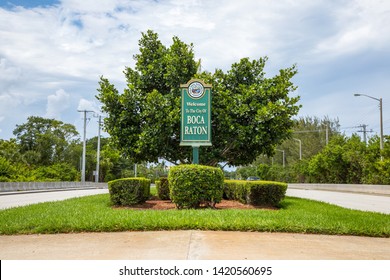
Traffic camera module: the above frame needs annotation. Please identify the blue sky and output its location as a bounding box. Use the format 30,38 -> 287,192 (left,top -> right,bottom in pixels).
1,0 -> 59,9
0,0 -> 389,142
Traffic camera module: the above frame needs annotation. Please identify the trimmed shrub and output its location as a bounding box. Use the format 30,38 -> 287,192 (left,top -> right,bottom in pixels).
108,177 -> 151,206
223,180 -> 249,204
155,177 -> 170,200
168,164 -> 224,209
247,181 -> 287,206
224,180 -> 287,207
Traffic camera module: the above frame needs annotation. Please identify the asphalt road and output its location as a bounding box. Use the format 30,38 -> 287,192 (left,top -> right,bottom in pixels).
0,188 -> 389,214
286,189 -> 390,214
0,189 -> 109,210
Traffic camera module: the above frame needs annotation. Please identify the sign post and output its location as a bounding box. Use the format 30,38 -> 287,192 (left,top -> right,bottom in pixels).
180,79 -> 212,164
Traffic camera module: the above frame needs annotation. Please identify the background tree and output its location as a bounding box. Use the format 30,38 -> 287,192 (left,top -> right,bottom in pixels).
80,136 -> 136,182
13,116 -> 79,166
267,132 -> 389,184
270,116 -> 340,166
0,156 -> 14,181
1,114 -> 388,183
0,116 -> 81,181
0,139 -> 23,164
236,165 -> 258,180
361,135 -> 390,184
234,116 -> 340,182
97,30 -> 301,166
308,135 -> 354,183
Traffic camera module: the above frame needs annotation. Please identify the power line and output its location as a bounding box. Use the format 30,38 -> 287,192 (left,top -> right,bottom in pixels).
356,124 -> 373,144
293,127 -> 329,145
293,129 -> 322,133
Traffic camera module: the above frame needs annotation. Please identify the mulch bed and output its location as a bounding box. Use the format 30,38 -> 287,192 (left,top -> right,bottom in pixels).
114,196 -> 277,210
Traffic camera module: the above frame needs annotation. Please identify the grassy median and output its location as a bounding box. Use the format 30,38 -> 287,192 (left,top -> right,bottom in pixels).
0,193 -> 389,237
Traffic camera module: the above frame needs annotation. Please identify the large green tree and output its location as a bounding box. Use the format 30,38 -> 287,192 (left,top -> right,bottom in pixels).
97,30 -> 300,166
13,116 -> 79,166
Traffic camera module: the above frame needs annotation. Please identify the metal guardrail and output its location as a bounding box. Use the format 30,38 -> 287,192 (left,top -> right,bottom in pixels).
0,182 -> 108,192
288,183 -> 390,195
1,182 -> 389,195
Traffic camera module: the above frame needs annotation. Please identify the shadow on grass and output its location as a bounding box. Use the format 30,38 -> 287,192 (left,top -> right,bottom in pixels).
278,198 -> 295,209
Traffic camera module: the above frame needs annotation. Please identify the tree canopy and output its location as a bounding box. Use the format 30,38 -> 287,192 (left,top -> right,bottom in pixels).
236,115 -> 389,185
13,116 -> 79,166
1,114 -> 388,184
97,30 -> 301,166
1,115 -> 169,182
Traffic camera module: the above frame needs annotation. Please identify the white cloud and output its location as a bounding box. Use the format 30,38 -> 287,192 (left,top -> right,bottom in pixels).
0,0 -> 389,140
0,58 -> 21,81
45,89 -> 71,118
0,116 -> 4,133
0,4 -> 129,81
0,116 -> 4,125
0,58 -> 22,93
77,98 -> 98,112
60,0 -> 125,13
0,93 -> 21,107
314,0 -> 390,57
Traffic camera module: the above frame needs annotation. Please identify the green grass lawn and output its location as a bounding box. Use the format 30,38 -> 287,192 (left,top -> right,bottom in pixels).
0,193 -> 389,237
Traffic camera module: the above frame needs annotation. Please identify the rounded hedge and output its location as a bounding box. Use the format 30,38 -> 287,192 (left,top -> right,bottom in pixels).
108,177 -> 151,206
168,164 -> 224,209
224,180 -> 287,207
155,177 -> 170,200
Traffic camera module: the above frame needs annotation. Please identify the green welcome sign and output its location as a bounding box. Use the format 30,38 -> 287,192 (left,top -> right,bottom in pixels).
180,79 -> 212,163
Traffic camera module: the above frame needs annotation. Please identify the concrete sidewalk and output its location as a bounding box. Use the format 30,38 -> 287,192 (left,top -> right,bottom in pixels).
1,231 -> 389,260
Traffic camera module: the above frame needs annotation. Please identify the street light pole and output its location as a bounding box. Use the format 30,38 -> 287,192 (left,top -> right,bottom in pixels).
354,94 -> 384,160
293,138 -> 302,160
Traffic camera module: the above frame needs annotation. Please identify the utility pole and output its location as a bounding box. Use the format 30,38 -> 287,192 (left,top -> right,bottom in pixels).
95,115 -> 102,183
276,149 -> 285,168
325,124 -> 329,145
197,58 -> 202,73
379,97 -> 384,154
356,124 -> 373,145
78,110 -> 93,183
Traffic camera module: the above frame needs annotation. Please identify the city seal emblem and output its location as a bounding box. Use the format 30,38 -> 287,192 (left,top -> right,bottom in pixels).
188,81 -> 204,99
